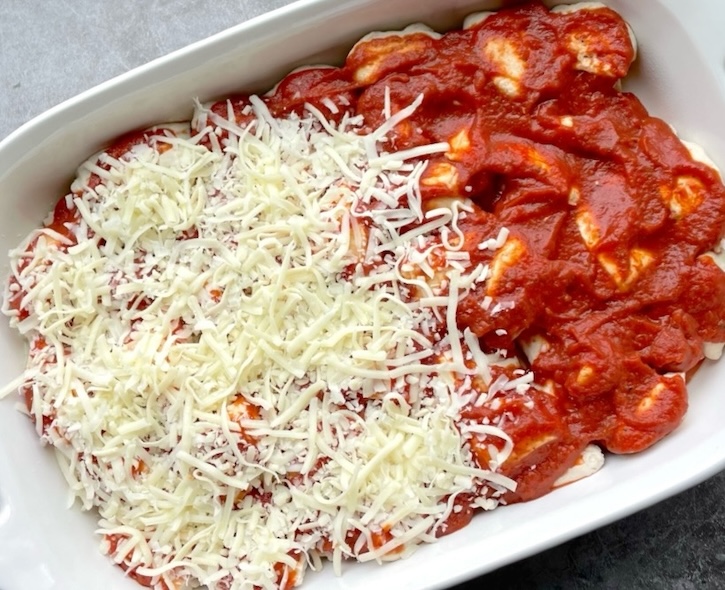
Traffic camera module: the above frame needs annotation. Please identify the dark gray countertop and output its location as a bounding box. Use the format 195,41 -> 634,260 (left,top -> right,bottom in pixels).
455,470 -> 725,589
2,1 -> 724,588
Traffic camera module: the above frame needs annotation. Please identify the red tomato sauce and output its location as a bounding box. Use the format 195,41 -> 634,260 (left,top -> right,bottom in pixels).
261,1 -> 723,503
237,0 -> 724,502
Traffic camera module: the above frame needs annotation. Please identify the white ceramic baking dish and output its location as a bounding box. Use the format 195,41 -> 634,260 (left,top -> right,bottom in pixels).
1,1 -> 724,589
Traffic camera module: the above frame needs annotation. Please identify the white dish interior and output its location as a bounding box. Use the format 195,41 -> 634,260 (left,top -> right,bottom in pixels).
1,1 -> 724,589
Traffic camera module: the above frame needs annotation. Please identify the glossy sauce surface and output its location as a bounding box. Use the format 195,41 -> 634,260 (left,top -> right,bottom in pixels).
200,1 -> 725,502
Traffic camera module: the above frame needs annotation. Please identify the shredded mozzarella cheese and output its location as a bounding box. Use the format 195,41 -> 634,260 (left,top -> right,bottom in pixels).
3,97 -> 523,589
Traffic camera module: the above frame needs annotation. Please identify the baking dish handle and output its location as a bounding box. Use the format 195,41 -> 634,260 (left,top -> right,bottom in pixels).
0,497 -> 56,590
0,461 -> 65,590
